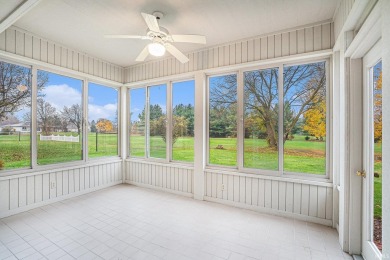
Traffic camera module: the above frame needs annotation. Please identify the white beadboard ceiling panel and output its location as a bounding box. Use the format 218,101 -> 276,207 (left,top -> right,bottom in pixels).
13,0 -> 340,67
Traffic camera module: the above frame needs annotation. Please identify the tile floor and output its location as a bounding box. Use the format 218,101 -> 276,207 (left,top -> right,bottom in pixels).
0,184 -> 352,260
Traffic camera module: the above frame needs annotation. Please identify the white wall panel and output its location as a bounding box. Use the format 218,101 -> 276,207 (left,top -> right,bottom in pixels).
125,160 -> 193,196
333,0 -> 355,42
0,161 -> 122,218
124,22 -> 333,83
204,170 -> 333,226
0,27 -> 123,83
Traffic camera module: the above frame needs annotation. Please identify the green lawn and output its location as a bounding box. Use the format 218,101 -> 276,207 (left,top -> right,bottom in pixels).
0,132 -> 118,169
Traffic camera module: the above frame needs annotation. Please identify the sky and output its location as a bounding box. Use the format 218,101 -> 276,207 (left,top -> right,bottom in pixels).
35,71 -> 117,122
130,80 -> 195,122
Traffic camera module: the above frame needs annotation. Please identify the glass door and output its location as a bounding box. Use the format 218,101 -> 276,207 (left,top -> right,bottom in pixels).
362,43 -> 382,260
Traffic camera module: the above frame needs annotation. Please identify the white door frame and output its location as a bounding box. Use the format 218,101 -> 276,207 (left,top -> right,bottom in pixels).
362,40 -> 382,260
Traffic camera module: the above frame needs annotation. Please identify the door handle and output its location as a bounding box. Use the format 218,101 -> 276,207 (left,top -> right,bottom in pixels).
356,170 -> 366,178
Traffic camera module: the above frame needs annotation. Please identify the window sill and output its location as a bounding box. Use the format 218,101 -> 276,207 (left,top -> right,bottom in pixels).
0,157 -> 123,179
204,167 -> 332,186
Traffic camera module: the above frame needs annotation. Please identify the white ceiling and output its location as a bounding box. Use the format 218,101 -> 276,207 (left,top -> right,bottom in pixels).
0,0 -> 25,22
13,0 -> 340,67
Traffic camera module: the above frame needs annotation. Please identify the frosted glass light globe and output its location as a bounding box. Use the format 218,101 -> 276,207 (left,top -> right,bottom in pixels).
148,42 -> 166,56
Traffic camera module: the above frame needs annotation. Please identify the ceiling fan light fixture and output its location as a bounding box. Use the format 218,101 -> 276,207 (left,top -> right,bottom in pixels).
148,42 -> 165,56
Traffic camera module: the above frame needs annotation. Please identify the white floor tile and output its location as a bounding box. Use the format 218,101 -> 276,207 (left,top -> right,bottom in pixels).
0,185 -> 349,260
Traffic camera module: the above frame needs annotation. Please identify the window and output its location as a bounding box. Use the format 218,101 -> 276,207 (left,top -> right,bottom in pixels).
283,61 -> 326,175
172,80 -> 195,162
244,68 -> 279,171
37,70 -> 83,165
208,74 -> 237,166
0,61 -> 32,170
129,88 -> 146,157
88,83 -> 118,158
148,84 -> 167,159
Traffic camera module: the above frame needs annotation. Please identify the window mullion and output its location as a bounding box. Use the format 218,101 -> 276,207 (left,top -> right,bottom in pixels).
278,64 -> 284,175
237,70 -> 244,171
83,79 -> 88,162
167,82 -> 172,162
31,66 -> 38,168
146,88 -> 150,158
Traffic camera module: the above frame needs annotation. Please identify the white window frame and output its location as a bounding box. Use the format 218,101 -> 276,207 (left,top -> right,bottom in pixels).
87,81 -> 121,161
205,57 -> 331,179
170,78 -> 195,165
206,71 -> 239,169
128,78 -> 196,166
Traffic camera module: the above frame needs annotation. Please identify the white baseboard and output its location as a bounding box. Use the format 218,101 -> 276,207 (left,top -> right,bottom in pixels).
125,181 -> 193,198
204,196 -> 333,227
0,181 -> 122,219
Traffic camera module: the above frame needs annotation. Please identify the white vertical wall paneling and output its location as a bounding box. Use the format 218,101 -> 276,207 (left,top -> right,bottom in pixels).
123,22 -> 336,83
278,181 -> 286,211
42,173 -> 50,200
309,185 -> 318,217
56,172 -> 63,197
10,179 -> 18,209
200,170 -> 333,225
18,177 -> 27,207
0,161 -> 122,217
286,182 -> 294,212
125,160 -> 194,196
293,183 -> 301,214
0,180 -> 10,211
265,179 -> 272,208
239,176 -> 245,203
63,171 -> 69,195
0,27 -> 123,83
35,175 -> 43,203
301,184 -> 310,215
26,176 -> 34,205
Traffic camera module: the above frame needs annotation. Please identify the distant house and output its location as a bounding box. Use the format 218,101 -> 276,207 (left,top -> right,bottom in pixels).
0,123 -> 41,133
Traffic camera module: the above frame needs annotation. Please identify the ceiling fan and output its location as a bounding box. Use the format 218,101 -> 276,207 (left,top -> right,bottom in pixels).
105,12 -> 207,63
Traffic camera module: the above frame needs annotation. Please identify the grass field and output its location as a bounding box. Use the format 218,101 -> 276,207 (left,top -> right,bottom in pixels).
0,133 -> 118,168
130,135 -> 326,174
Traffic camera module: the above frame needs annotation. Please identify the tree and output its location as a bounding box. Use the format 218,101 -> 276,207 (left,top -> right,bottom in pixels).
0,62 -> 48,121
150,115 -> 188,144
62,104 -> 82,135
211,62 -> 326,149
374,71 -> 382,143
96,118 -> 113,133
90,120 -> 97,133
303,100 -> 326,140
0,115 -> 20,126
173,104 -> 194,136
37,98 -> 57,135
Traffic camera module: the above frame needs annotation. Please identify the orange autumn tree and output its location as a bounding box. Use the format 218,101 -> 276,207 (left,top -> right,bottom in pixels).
96,118 -> 113,133
374,72 -> 382,142
303,100 -> 326,140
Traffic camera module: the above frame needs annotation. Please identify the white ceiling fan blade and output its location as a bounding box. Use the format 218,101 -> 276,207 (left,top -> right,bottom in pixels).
171,34 -> 206,44
165,43 -> 189,63
141,12 -> 160,32
135,46 -> 149,62
104,35 -> 150,39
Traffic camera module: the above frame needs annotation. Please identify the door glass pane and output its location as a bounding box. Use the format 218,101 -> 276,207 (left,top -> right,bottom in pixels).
37,71 -> 83,165
148,84 -> 166,159
283,61 -> 326,174
172,80 -> 195,162
88,83 -> 118,158
0,61 -> 32,170
209,74 -> 237,166
130,88 -> 146,157
244,68 -> 279,170
372,60 -> 382,251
